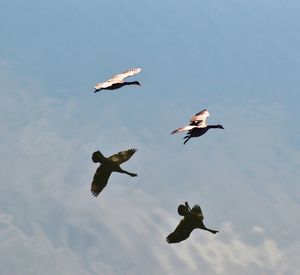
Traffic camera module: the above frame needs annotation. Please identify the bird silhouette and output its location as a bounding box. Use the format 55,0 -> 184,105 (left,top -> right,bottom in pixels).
94,68 -> 141,92
166,202 -> 218,243
90,149 -> 137,197
170,109 -> 224,144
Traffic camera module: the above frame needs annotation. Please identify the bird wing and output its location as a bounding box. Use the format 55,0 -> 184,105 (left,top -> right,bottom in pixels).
190,109 -> 210,126
166,218 -> 193,243
191,204 -> 204,219
91,164 -> 112,197
108,149 -> 137,165
94,81 -> 115,90
171,109 -> 210,134
111,68 -> 141,82
94,68 -> 141,90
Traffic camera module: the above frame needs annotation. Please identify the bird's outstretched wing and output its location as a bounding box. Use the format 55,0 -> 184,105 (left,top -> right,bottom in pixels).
94,80 -> 115,90
111,68 -> 141,82
166,218 -> 192,243
190,109 -> 210,126
191,204 -> 204,219
94,68 -> 141,90
91,165 -> 112,197
108,149 -> 137,165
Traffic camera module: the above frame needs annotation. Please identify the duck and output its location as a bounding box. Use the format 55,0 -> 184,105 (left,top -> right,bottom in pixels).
90,149 -> 137,197
94,68 -> 141,92
166,202 -> 218,244
170,109 -> 224,144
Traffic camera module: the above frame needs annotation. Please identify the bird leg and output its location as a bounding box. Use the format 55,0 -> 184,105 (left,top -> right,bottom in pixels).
119,168 -> 137,177
202,227 -> 218,234
183,136 -> 191,145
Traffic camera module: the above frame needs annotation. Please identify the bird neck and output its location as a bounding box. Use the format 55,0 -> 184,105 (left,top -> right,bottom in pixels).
124,81 -> 138,86
207,125 -> 221,129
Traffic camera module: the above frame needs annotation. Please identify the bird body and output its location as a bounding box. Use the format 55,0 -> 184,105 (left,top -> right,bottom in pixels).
166,202 -> 218,244
94,68 -> 141,92
183,124 -> 224,144
91,149 -> 137,197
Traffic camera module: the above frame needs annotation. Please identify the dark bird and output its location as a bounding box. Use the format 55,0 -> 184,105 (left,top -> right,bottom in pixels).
166,202 -> 218,243
94,68 -> 141,92
170,109 -> 224,144
91,149 -> 137,197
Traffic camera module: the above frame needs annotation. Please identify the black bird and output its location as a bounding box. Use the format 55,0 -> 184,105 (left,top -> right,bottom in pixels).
91,149 -> 137,197
94,68 -> 141,92
171,109 -> 224,144
166,202 -> 218,243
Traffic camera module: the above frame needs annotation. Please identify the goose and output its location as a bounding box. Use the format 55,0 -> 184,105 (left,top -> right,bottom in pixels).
94,68 -> 141,92
166,202 -> 218,244
170,109 -> 224,144
90,149 -> 137,197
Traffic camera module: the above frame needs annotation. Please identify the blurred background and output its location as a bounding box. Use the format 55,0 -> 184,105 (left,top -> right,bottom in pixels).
0,0 -> 299,274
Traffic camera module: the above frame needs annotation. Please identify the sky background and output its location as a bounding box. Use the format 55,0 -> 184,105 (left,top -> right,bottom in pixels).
0,0 -> 299,274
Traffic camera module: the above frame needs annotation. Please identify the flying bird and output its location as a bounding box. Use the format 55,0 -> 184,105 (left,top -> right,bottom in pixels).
170,109 -> 224,144
94,68 -> 141,92
166,202 -> 218,244
90,149 -> 137,197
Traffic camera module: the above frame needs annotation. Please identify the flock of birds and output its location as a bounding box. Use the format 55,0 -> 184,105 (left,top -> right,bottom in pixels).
91,68 -> 223,243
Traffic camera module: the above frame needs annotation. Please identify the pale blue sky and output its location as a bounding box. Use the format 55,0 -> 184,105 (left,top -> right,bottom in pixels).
0,0 -> 299,274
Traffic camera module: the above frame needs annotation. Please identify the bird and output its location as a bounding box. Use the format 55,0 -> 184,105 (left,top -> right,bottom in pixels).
94,68 -> 141,92
170,109 -> 224,144
166,202 -> 218,244
90,149 -> 137,197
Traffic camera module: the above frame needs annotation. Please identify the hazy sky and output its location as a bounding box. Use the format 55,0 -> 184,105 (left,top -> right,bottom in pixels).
0,0 -> 299,274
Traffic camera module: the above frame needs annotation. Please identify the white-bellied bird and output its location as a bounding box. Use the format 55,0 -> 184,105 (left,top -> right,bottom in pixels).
171,109 -> 224,144
94,68 -> 141,92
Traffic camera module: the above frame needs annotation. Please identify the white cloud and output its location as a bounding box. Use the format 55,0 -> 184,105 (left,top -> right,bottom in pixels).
0,61 -> 299,274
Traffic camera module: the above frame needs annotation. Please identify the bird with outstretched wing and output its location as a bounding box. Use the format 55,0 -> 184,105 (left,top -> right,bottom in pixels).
166,202 -> 218,243
94,68 -> 141,92
91,149 -> 137,197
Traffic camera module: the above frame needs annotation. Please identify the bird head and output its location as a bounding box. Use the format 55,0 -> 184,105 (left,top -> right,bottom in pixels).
218,125 -> 224,129
178,205 -> 190,216
134,81 -> 141,86
92,151 -> 104,163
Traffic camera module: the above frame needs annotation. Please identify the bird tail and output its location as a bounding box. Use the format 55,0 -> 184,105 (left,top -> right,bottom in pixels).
171,126 -> 195,135
92,151 -> 106,163
171,127 -> 184,135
